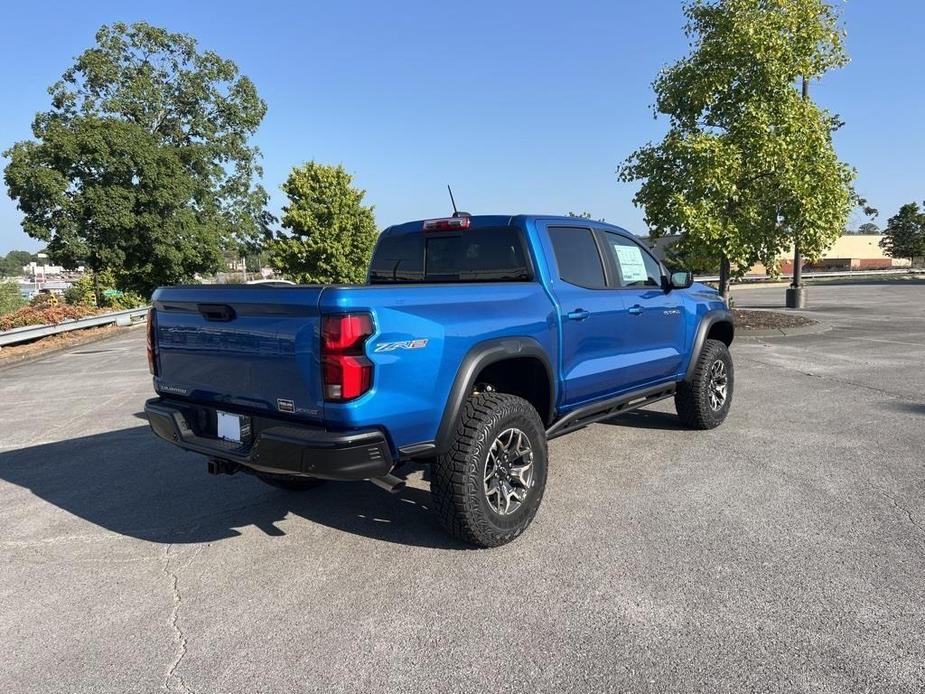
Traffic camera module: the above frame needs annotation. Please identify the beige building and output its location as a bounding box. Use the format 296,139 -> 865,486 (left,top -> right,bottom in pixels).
753,234 -> 909,275
646,233 -> 909,275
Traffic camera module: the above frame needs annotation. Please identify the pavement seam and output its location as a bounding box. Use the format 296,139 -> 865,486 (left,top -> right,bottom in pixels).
162,544 -> 194,694
736,351 -> 920,403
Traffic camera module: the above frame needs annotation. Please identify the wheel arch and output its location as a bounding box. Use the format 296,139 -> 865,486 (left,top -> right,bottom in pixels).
685,309 -> 735,382
432,337 -> 556,455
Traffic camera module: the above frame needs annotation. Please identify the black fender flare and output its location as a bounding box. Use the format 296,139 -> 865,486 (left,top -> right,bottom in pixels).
685,308 -> 735,381
430,337 -> 556,455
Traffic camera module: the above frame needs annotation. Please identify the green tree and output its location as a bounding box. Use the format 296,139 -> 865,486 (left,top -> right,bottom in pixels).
270,163 -> 379,284
880,203 -> 925,266
567,211 -> 606,222
857,222 -> 880,235
619,0 -> 856,297
660,235 -> 723,275
0,281 -> 25,316
0,250 -> 35,277
3,22 -> 270,300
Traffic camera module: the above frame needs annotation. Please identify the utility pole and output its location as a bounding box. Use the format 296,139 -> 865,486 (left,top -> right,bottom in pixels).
786,76 -> 809,309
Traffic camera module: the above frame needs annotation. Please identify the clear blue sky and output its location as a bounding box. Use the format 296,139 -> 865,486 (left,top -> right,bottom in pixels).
1,0 -> 923,254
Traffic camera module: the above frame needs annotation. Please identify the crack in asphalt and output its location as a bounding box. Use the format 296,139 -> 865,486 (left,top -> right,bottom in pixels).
864,482 -> 925,541
162,544 -> 193,694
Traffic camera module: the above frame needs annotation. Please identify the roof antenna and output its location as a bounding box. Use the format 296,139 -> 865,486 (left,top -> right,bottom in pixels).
447,185 -> 469,218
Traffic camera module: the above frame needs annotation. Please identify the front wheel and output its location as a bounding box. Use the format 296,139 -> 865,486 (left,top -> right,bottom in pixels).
431,393 -> 548,548
675,338 -> 734,429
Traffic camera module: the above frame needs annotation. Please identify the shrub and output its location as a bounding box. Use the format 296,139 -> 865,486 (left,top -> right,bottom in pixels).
0,281 -> 25,317
63,274 -> 98,307
0,303 -> 97,331
106,290 -> 147,310
64,270 -> 148,310
29,292 -> 59,308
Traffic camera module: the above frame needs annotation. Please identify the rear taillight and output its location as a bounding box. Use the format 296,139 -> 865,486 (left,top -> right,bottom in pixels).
146,307 -> 157,376
321,313 -> 373,401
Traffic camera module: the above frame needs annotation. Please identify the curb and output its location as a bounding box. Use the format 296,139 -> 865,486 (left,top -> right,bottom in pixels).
738,321 -> 831,338
730,282 -> 792,291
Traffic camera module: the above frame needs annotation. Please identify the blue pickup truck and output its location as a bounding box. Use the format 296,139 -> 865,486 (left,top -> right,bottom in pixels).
145,214 -> 733,547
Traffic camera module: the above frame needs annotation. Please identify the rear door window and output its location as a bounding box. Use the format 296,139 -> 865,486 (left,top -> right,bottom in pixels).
548,226 -> 607,289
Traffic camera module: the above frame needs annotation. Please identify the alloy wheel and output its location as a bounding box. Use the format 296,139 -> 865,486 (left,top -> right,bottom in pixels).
483,427 -> 534,515
708,359 -> 728,411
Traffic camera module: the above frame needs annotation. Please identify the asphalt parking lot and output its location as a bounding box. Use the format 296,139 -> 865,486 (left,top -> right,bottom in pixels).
1,280 -> 923,693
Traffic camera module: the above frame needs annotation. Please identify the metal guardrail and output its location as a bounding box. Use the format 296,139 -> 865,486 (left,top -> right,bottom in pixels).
697,268 -> 925,283
0,307 -> 149,347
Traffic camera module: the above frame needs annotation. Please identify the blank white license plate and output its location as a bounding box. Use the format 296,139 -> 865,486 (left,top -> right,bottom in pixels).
216,411 -> 243,443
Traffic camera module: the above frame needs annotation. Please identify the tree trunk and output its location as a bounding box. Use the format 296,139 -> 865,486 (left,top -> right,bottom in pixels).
93,271 -> 102,308
89,254 -> 102,308
718,255 -> 731,300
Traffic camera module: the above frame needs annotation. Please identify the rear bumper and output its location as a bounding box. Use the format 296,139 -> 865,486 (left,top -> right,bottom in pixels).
144,397 -> 393,480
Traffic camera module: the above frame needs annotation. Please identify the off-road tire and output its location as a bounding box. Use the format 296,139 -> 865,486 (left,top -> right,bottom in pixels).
675,338 -> 734,430
431,393 -> 548,548
256,474 -> 326,491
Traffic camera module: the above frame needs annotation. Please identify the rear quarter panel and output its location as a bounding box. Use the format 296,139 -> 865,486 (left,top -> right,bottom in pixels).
321,282 -> 557,451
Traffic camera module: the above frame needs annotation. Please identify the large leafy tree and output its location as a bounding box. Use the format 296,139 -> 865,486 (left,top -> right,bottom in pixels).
0,250 -> 35,277
3,22 -> 270,297
619,0 -> 856,296
270,162 -> 379,284
880,203 -> 925,265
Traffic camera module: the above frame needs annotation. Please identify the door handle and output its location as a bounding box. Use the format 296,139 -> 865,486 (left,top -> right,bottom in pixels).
567,309 -> 590,321
628,305 -> 644,315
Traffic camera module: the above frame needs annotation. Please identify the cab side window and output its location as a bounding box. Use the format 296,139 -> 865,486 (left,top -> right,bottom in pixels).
548,226 -> 607,289
602,233 -> 663,288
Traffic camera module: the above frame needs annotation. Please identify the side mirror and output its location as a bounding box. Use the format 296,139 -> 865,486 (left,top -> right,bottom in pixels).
669,270 -> 693,290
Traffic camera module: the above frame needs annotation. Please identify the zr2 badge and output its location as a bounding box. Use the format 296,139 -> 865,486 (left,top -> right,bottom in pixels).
373,338 -> 429,353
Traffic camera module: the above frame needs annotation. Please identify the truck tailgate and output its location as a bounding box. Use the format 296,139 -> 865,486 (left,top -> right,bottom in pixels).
151,286 -> 325,422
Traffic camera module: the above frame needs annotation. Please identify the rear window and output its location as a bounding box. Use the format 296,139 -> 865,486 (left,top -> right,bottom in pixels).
368,226 -> 531,284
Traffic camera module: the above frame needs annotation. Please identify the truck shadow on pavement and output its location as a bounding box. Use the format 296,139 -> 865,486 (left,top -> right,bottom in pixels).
0,425 -> 468,550
601,409 -> 687,430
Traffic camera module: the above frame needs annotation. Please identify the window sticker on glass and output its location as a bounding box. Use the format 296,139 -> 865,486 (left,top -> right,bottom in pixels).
611,243 -> 648,284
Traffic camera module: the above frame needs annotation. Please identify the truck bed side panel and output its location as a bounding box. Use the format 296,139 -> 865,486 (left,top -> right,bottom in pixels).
319,282 -> 557,449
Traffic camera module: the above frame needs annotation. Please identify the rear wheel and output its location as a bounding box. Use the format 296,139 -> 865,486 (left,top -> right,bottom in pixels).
256,473 -> 326,491
675,338 -> 734,429
431,393 -> 548,548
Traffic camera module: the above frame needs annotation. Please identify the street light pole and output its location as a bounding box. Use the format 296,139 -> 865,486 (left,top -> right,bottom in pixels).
786,77 -> 809,309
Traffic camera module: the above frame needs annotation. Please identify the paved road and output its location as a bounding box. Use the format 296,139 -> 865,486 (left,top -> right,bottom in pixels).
1,281 -> 923,693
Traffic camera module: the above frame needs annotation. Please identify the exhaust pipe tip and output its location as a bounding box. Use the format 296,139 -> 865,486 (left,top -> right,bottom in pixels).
369,473 -> 406,494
